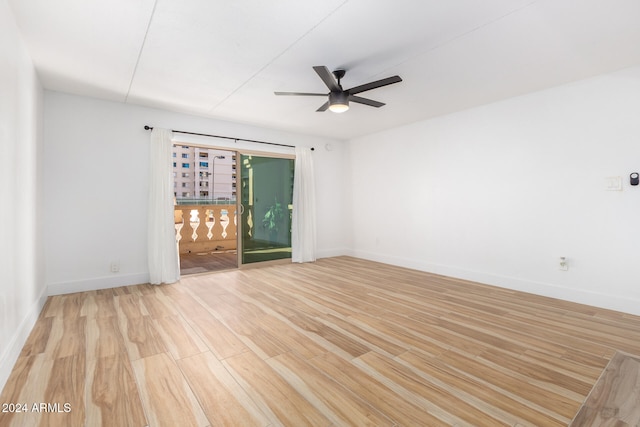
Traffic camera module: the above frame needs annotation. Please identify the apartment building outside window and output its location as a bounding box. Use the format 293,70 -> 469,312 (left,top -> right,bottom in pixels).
172,145 -> 237,204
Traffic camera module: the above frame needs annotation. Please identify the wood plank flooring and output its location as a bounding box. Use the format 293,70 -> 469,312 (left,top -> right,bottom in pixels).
570,351 -> 640,426
2,256 -> 640,426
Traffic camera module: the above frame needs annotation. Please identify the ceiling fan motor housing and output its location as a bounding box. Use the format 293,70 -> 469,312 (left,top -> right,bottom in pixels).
329,91 -> 349,106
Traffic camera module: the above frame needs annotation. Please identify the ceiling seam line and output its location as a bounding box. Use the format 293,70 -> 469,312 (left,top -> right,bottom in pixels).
377,0 -> 540,77
207,0 -> 351,113
124,0 -> 159,103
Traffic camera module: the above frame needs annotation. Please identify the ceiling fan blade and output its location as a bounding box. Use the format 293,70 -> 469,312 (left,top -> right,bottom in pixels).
313,66 -> 341,92
274,91 -> 326,96
349,95 -> 385,108
316,101 -> 329,112
347,75 -> 402,95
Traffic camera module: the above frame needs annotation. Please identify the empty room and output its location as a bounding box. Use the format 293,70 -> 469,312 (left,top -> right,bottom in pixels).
2,1 -> 640,426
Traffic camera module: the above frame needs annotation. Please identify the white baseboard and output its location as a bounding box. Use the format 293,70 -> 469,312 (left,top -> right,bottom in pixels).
316,247 -> 351,259
47,272 -> 150,296
45,250 -> 640,316
0,285 -> 48,394
351,250 -> 640,317
47,251 -> 351,295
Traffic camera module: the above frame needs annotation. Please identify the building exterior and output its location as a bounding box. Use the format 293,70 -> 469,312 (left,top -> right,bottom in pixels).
172,146 -> 236,203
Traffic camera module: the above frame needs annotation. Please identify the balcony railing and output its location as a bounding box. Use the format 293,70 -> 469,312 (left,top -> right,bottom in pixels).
174,204 -> 237,254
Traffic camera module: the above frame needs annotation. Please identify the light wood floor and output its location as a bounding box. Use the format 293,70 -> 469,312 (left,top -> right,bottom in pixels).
2,256 -> 640,426
571,351 -> 640,425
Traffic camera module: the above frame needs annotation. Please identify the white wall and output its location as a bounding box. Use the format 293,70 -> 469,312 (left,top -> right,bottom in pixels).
348,65 -> 640,315
0,0 -> 45,393
43,92 -> 349,294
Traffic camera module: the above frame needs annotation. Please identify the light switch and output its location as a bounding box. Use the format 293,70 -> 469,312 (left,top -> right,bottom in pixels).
605,176 -> 622,191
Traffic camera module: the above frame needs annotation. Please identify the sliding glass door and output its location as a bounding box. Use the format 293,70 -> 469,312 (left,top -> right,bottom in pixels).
239,154 -> 294,264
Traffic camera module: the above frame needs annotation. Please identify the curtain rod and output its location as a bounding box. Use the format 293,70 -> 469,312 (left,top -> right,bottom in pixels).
144,125 -> 314,151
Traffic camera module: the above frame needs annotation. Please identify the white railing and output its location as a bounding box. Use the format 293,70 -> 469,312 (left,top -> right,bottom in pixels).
174,204 -> 237,253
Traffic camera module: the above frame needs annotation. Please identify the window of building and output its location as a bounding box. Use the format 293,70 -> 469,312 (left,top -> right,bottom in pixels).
182,173 -> 189,178
182,153 -> 189,158
172,153 -> 176,158
199,152 -> 208,158
182,163 -> 190,168
199,162 -> 208,168
182,182 -> 189,187
173,162 -> 177,167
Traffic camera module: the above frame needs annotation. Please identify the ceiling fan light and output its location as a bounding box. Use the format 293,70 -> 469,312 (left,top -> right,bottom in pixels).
328,92 -> 349,113
329,103 -> 349,113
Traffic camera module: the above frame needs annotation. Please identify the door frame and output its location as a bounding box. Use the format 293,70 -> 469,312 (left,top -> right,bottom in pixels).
171,140 -> 295,272
235,149 -> 295,269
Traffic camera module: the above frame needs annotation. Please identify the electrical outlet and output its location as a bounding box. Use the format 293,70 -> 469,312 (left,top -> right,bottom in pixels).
110,262 -> 120,273
559,257 -> 568,271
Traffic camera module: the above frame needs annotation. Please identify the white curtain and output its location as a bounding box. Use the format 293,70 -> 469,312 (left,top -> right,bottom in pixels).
292,146 -> 317,263
148,128 -> 180,284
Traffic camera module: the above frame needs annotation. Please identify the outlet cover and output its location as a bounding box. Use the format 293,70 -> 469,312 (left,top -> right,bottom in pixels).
110,262 -> 120,273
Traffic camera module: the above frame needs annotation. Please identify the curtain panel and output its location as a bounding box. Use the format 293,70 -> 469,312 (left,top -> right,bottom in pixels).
292,146 -> 317,263
148,128 -> 180,284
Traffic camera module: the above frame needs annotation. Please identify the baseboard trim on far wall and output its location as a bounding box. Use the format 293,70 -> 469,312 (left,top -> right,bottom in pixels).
317,248 -> 351,259
46,253 -> 351,295
47,272 -> 150,296
350,250 -> 640,317
0,285 -> 48,394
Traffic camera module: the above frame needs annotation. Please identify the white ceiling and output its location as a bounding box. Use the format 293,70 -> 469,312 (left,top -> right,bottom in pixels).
9,0 -> 640,140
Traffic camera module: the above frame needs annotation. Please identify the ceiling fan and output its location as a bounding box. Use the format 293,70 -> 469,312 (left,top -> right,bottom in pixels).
274,66 -> 402,113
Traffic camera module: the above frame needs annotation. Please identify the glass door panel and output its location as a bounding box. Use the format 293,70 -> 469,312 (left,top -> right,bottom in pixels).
240,154 -> 294,264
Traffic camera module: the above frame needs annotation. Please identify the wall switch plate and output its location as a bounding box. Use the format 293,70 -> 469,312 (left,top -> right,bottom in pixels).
110,262 -> 120,273
605,176 -> 622,191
